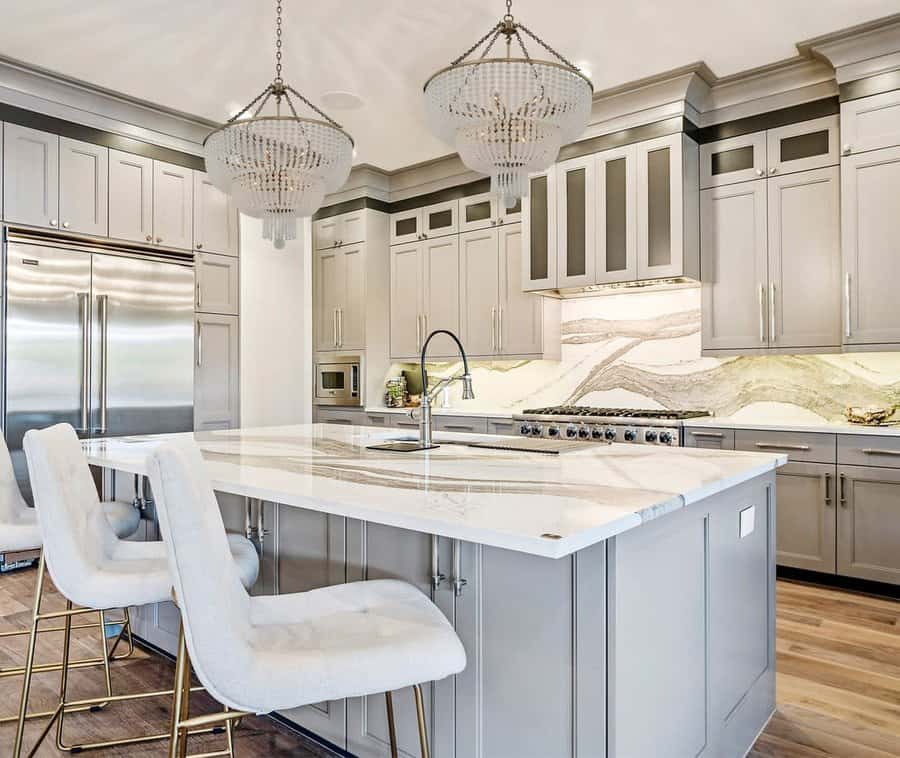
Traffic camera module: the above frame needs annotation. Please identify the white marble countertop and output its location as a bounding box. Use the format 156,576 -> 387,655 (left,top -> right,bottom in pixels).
365,406 -> 515,419
685,416 -> 900,437
83,424 -> 785,559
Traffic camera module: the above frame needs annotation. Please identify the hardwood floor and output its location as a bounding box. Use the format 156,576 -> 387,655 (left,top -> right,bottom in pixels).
0,567 -> 898,757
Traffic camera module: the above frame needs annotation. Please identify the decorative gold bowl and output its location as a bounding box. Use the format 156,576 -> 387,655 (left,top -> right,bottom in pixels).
844,406 -> 897,425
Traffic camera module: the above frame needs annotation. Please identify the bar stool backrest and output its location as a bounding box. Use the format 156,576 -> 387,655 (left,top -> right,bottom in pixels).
0,428 -> 29,523
23,424 -> 119,607
146,440 -> 254,712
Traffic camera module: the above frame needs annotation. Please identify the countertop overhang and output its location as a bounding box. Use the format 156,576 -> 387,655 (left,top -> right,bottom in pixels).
83,424 -> 786,559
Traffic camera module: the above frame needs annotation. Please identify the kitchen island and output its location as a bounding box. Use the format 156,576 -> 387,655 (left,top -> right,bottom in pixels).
84,424 -> 786,758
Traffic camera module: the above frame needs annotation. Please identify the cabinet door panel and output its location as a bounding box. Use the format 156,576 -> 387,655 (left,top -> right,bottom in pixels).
423,199 -> 459,239
521,169 -> 557,291
315,250 -> 342,351
339,210 -> 365,246
194,314 -> 239,430
109,149 -> 153,243
767,115 -> 839,176
313,216 -> 340,250
775,462 -> 836,572
837,466 -> 900,585
841,146 -> 900,345
390,243 -> 423,359
500,224 -> 542,356
459,192 -> 497,232
557,156 -> 596,288
2,123 -> 58,228
767,166 -> 841,349
59,137 -> 108,236
700,131 -> 767,189
637,134 -> 684,280
153,160 -> 193,250
701,180 -> 769,351
459,228 -> 500,356
841,89 -> 900,155
193,171 -> 238,256
683,427 -> 735,450
422,236 -> 460,357
390,208 -> 422,245
596,145 -> 637,283
340,245 -> 366,350
196,252 -> 239,315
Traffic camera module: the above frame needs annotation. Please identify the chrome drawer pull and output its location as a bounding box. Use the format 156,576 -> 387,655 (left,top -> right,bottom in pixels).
691,432 -> 724,439
823,472 -> 832,507
861,448 -> 900,457
755,443 -> 810,451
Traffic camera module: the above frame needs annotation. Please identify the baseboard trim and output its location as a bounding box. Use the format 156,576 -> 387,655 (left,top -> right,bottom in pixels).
777,566 -> 900,599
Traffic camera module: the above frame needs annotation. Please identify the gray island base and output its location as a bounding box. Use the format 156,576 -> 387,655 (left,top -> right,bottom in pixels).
84,424 -> 782,758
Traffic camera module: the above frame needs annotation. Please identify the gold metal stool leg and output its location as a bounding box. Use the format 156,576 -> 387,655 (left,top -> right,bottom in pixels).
12,553 -> 48,758
413,684 -> 430,758
385,690 -> 399,758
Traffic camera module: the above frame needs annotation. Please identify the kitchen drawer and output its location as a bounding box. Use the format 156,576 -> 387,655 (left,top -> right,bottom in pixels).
314,407 -> 364,426
734,430 -> 835,463
432,415 -> 488,434
487,418 -> 517,436
391,413 -> 421,430
363,412 -> 391,427
683,427 -> 735,450
838,434 -> 900,468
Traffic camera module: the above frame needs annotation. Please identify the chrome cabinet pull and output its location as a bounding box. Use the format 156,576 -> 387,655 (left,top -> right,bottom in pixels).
758,284 -> 766,343
769,283 -> 776,343
196,280 -> 202,308
498,308 -> 503,352
862,448 -> 900,457
333,309 -> 338,348
96,295 -> 109,434
824,472 -> 833,507
691,431 -> 724,439
430,534 -> 445,591
844,272 -> 851,338
416,314 -> 422,352
77,292 -> 90,433
62,221 -> 70,229
424,313 -> 429,337
491,307 -> 497,350
338,308 -> 344,348
452,539 -> 467,597
755,442 -> 810,452
839,473 -> 848,508
197,322 -> 203,367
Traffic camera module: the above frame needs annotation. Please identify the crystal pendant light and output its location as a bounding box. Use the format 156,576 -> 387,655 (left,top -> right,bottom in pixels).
203,1 -> 354,249
423,0 -> 593,208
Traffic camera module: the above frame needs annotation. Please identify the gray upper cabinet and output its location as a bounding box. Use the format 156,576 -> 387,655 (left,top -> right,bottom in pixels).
389,241 -> 422,358
701,180 -> 769,352
109,149 -> 153,244
313,210 -> 365,250
315,244 -> 366,352
390,201 -> 458,245
193,170 -> 239,256
194,312 -> 239,431
556,154 -> 596,288
841,89 -> 900,156
152,159 -> 193,250
841,144 -> 900,347
700,131 -> 767,189
766,115 -> 839,176
773,461 -> 836,573
195,252 -> 239,316
2,123 -> 59,228
596,145 -> 637,284
58,137 -> 108,236
767,166 -> 841,349
521,167 -> 557,292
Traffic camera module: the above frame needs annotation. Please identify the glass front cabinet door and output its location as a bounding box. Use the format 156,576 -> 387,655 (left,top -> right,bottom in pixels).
700,132 -> 767,189
596,145 -> 637,284
556,155 -> 596,289
521,168 -> 557,292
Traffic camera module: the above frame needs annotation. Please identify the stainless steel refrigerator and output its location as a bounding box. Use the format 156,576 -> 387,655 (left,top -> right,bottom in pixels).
3,231 -> 195,501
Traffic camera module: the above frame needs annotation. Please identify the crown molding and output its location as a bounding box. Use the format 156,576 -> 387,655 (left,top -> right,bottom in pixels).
798,13 -> 900,85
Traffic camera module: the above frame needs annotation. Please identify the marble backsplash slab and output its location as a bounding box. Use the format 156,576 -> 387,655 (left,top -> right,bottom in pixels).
388,287 -> 900,424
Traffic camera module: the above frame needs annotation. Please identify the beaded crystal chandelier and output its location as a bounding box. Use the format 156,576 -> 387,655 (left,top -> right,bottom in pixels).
423,0 -> 593,208
203,1 -> 354,249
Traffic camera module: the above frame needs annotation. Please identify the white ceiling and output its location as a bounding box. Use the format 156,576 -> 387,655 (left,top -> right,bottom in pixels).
0,0 -> 896,170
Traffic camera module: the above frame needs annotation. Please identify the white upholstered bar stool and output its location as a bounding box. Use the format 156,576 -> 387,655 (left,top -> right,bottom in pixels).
0,429 -> 143,725
148,439 -> 467,758
14,424 -> 260,757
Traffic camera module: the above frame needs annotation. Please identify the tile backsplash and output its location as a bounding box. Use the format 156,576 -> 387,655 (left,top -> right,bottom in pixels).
388,287 -> 900,423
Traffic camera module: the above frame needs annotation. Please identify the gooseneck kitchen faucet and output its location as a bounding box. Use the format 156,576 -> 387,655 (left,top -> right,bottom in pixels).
415,330 -> 475,448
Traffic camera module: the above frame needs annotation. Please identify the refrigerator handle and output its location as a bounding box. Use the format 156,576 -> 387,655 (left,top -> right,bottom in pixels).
96,295 -> 109,435
77,292 -> 90,433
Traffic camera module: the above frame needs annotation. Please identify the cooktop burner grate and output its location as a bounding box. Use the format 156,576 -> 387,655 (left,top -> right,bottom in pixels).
521,406 -> 711,420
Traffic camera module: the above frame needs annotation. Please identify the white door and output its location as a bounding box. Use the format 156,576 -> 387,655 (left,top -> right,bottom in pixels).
153,160 -> 193,250
422,235 -> 460,357
313,216 -> 341,250
841,89 -> 900,156
459,192 -> 498,232
390,208 -> 422,245
766,115 -> 839,177
767,166 -> 841,349
340,244 -> 366,351
521,168 -> 557,291
422,199 -> 459,239
841,145 -> 900,346
459,228 -> 500,357
58,137 -> 108,236
700,180 -> 769,351
2,123 -> 59,228
315,249 -> 343,351
195,253 -> 240,316
699,131 -> 767,189
338,210 -> 365,247
637,133 -> 684,281
390,243 -> 423,359
193,171 -> 238,256
556,154 -> 596,288
194,313 -> 239,430
500,223 -> 543,356
596,145 -> 637,284
108,149 -> 153,243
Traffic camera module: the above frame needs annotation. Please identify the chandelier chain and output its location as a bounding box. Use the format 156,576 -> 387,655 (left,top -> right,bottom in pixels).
515,21 -> 580,71
275,1 -> 283,84
451,22 -> 502,66
285,85 -> 344,129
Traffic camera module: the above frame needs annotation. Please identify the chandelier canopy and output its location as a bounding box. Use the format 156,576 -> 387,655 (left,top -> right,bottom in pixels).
423,0 -> 593,208
203,2 -> 354,249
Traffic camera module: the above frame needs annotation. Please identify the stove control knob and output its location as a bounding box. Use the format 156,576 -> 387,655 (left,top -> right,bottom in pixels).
604,427 -> 617,441
566,425 -> 578,439
644,430 -> 658,443
623,428 -> 637,442
592,427 -> 604,440
659,431 -> 673,445
519,423 -> 532,436
531,424 -> 543,436
548,425 -> 560,438
578,426 -> 591,439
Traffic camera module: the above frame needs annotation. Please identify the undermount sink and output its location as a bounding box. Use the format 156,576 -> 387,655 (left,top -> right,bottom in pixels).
366,435 -> 480,452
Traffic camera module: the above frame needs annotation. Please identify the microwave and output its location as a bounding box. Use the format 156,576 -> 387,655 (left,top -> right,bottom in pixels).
315,357 -> 361,406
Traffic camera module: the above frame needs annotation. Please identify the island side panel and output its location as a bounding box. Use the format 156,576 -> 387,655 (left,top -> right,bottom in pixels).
607,472 -> 775,758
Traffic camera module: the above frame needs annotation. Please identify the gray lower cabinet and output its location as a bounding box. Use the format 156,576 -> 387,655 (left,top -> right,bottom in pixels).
314,407 -> 365,425
431,415 -> 488,435
837,465 -> 900,585
486,418 -> 516,436
194,313 -> 239,431
683,427 -> 735,450
774,462 -> 836,573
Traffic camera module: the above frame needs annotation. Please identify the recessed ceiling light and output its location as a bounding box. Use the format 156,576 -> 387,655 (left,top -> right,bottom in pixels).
320,91 -> 364,110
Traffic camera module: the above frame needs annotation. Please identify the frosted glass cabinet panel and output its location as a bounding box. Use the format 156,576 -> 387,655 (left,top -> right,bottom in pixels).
766,116 -> 839,176
596,145 -> 637,284
700,132 -> 767,189
521,168 -> 557,291
556,155 -> 595,288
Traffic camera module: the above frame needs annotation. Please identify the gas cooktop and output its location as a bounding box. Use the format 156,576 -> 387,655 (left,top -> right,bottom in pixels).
519,406 -> 711,420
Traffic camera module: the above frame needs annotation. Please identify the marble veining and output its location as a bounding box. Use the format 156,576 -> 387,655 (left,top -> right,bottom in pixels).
83,424 -> 784,559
